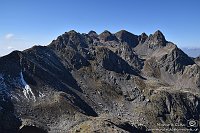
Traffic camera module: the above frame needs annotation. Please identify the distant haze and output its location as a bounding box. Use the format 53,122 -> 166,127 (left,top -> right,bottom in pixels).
182,48 -> 200,58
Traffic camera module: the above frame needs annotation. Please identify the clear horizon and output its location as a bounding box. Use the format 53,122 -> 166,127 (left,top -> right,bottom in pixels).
0,0 -> 200,56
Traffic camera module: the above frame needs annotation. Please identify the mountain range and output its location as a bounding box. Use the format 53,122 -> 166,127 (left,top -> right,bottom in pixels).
182,48 -> 200,58
0,30 -> 200,133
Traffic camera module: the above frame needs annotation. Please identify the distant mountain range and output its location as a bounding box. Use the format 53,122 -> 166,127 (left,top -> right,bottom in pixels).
182,47 -> 200,57
0,30 -> 200,133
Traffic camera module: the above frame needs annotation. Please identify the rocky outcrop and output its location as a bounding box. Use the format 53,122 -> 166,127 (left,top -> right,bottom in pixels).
99,30 -> 118,42
49,30 -> 90,51
156,45 -> 195,74
145,30 -> 167,48
95,47 -> 137,74
115,44 -> 144,70
88,30 -> 98,38
115,30 -> 139,47
148,91 -> 200,127
138,32 -> 148,44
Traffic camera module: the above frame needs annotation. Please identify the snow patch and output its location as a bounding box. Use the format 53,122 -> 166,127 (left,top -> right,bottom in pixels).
20,72 -> 36,101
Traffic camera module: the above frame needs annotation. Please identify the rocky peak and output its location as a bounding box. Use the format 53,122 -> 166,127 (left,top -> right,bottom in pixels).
0,50 -> 22,61
88,30 -> 98,37
67,30 -> 78,35
115,30 -> 139,47
153,30 -> 166,41
0,51 -> 22,76
49,30 -> 88,50
138,32 -> 148,44
99,30 -> 118,42
65,30 -> 82,40
88,30 -> 99,41
145,30 -> 167,48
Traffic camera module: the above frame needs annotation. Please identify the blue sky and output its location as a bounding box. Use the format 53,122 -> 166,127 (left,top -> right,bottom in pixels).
0,0 -> 200,56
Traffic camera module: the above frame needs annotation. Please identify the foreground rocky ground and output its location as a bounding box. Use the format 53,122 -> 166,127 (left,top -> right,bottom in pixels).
0,30 -> 200,133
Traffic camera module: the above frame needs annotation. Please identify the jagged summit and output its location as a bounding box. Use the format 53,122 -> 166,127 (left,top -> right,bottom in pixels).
67,30 -> 78,34
153,30 -> 166,41
115,30 -> 139,47
88,30 -> 98,36
145,30 -> 167,47
48,30 -> 169,51
115,30 -> 130,35
138,32 -> 148,44
99,30 -> 118,42
88,30 -> 98,40
141,32 -> 148,36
